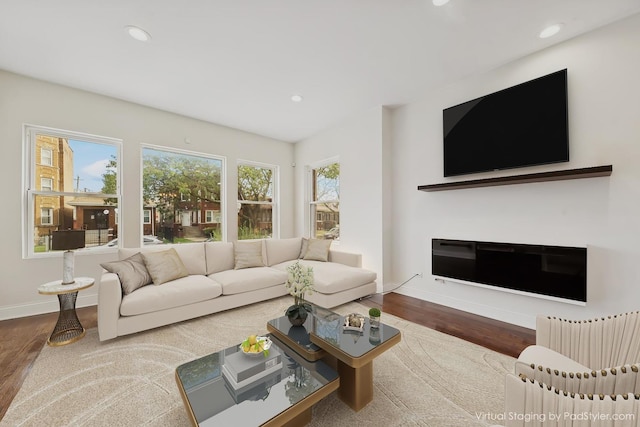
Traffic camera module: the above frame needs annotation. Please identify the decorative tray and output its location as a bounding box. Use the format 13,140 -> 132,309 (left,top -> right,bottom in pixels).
343,313 -> 365,332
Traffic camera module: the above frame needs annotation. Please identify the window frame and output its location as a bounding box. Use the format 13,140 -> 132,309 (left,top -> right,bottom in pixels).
40,207 -> 53,225
307,157 -> 340,240
23,124 -> 122,258
141,144 -> 226,243
204,209 -> 217,224
237,160 -> 279,240
40,148 -> 53,166
40,177 -> 53,192
143,209 -> 152,224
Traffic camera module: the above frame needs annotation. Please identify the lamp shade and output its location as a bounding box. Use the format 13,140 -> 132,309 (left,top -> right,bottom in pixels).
52,230 -> 86,250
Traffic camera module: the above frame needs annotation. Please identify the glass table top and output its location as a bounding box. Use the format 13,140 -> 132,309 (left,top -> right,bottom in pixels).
175,334 -> 338,426
268,304 -> 400,360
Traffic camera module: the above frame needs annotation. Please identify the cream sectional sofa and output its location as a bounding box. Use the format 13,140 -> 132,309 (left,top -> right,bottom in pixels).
97,237 -> 377,341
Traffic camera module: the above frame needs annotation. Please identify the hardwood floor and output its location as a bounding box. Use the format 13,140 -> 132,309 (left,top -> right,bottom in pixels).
358,292 -> 535,358
0,294 -> 534,421
0,306 -> 97,421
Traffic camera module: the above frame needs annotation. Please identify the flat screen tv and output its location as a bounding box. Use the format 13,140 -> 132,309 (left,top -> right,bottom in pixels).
443,69 -> 569,177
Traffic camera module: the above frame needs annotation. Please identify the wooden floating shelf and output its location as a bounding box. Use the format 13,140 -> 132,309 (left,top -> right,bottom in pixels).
418,165 -> 613,192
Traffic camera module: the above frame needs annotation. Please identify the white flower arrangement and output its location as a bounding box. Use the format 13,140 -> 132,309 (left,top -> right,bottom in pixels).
285,261 -> 314,305
285,261 -> 314,320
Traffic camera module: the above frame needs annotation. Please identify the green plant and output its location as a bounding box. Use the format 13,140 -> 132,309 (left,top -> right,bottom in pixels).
202,227 -> 221,241
369,307 -> 381,317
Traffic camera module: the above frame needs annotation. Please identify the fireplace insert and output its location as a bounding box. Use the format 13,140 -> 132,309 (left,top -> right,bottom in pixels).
432,238 -> 586,302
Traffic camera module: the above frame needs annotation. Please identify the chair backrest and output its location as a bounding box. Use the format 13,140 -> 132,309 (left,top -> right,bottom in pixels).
504,373 -> 640,427
537,312 -> 640,369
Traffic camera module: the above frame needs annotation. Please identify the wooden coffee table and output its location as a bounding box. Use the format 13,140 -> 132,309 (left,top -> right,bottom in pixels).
267,306 -> 401,411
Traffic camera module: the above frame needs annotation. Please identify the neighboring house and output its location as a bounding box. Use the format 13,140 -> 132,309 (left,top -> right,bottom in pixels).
34,135 -> 74,244
35,135 -> 118,248
315,203 -> 339,235
142,204 -> 158,236
66,195 -> 117,245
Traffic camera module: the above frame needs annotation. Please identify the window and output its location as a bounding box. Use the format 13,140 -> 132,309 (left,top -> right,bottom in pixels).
205,210 -> 220,224
309,161 -> 339,240
143,146 -> 224,243
40,178 -> 53,192
24,125 -> 121,256
41,208 -> 53,225
41,148 -> 53,166
143,209 -> 151,224
237,162 -> 277,240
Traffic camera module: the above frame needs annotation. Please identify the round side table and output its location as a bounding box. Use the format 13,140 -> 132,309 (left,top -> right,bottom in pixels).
38,277 -> 94,346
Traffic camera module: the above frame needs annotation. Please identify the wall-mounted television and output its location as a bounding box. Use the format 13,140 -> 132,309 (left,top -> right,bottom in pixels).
443,69 -> 569,177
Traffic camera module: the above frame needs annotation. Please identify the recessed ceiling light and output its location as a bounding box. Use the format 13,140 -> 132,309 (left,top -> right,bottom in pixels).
291,94 -> 304,103
125,25 -> 152,42
539,23 -> 563,39
432,0 -> 450,6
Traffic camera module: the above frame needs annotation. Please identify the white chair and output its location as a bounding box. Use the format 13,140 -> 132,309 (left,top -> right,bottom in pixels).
516,312 -> 640,395
504,374 -> 640,427
504,312 -> 640,426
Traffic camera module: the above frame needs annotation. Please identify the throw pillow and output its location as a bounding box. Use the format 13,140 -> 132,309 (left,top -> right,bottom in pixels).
299,238 -> 309,259
142,248 -> 189,285
303,239 -> 332,262
234,241 -> 264,269
100,252 -> 152,295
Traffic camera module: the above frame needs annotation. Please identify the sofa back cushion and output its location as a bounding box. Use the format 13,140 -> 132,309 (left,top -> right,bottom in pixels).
100,252 -> 152,294
233,240 -> 265,269
303,239 -> 332,262
142,248 -> 190,285
119,242 -> 206,275
265,237 -> 302,266
205,241 -> 235,274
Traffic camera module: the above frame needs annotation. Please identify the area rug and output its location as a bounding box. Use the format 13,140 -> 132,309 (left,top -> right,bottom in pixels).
1,296 -> 514,426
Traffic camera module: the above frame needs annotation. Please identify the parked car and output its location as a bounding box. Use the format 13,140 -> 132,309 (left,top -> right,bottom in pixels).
81,235 -> 163,251
107,236 -> 164,247
324,226 -> 340,240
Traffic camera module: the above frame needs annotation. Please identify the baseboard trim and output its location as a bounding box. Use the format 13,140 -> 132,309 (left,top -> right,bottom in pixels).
0,294 -> 97,321
392,286 -> 535,329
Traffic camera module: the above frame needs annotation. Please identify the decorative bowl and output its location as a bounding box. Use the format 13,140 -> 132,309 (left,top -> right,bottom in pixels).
343,313 -> 365,332
240,336 -> 272,356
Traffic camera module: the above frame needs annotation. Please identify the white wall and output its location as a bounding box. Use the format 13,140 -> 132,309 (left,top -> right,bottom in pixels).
293,106 -> 391,291
0,71 -> 294,320
390,13 -> 640,328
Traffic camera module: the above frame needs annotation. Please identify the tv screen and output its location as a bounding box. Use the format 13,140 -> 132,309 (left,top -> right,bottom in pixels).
443,69 -> 569,177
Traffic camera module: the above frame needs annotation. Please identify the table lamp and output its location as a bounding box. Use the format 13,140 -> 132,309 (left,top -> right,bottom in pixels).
52,230 -> 86,285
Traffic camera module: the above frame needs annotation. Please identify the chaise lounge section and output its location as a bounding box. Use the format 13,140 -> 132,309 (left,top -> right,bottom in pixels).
97,237 -> 377,341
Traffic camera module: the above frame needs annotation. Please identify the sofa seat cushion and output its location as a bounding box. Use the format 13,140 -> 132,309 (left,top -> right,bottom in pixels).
120,275 -> 222,316
210,267 -> 287,295
273,260 -> 376,295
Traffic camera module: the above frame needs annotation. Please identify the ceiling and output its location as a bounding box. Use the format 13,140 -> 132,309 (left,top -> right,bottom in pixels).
2,1 -> 639,143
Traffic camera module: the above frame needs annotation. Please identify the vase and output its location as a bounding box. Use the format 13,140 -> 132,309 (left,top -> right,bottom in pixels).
369,315 -> 380,329
287,305 -> 308,326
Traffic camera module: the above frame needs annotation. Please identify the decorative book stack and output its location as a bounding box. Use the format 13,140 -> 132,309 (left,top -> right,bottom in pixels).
222,346 -> 282,386
222,347 -> 283,403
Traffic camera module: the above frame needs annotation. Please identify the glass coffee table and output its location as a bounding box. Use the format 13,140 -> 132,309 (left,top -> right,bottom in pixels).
267,305 -> 401,411
175,334 -> 339,426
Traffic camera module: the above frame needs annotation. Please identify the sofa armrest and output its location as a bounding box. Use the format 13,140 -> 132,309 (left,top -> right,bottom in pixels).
328,250 -> 362,268
97,271 -> 122,341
